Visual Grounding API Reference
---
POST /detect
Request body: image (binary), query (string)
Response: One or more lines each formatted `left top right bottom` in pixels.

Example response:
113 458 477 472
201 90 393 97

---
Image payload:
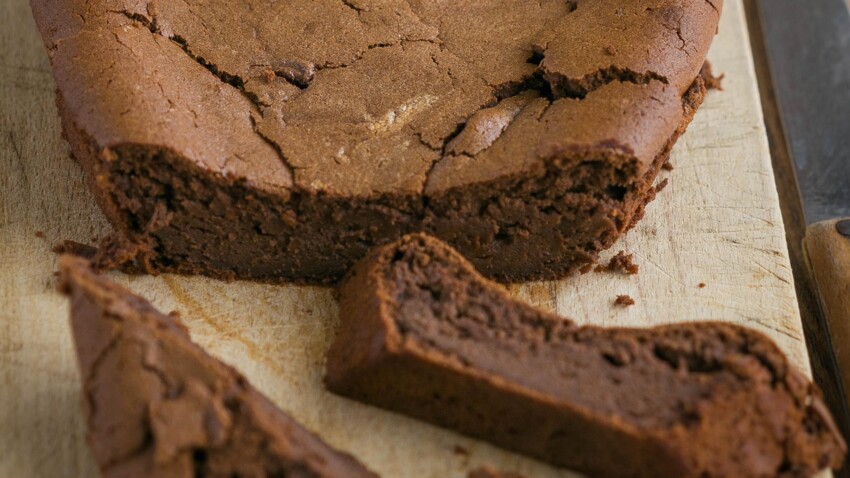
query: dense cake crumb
326 234 847 478
615 294 636 306
53 234 148 274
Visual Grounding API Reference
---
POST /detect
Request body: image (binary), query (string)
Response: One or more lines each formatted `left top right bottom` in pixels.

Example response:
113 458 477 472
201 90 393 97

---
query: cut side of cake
325 234 846 478
33 0 722 284
58 256 377 478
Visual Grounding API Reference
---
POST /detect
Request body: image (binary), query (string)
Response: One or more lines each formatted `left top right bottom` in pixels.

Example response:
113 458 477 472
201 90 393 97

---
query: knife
758 0 850 399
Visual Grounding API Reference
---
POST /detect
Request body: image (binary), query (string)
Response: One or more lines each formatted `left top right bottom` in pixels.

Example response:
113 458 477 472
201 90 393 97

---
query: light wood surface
0 1 826 477
744 3 850 475
806 219 850 413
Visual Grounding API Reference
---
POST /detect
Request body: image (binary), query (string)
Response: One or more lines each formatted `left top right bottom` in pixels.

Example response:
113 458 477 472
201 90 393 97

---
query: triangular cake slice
58 256 377 478
325 234 846 478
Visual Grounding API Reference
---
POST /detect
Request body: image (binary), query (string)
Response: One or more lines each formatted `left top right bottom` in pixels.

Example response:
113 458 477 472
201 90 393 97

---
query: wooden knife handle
805 218 850 396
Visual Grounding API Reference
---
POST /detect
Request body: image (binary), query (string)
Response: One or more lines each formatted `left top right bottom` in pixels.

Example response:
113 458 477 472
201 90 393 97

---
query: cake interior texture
33 0 722 283
58 256 377 478
326 234 847 478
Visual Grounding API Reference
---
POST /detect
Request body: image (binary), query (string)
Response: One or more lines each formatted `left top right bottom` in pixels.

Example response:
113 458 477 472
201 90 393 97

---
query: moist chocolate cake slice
325 234 846 478
33 0 722 284
57 256 377 478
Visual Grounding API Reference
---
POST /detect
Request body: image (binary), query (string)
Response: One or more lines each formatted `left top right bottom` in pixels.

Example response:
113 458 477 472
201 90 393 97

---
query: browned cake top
33 0 720 198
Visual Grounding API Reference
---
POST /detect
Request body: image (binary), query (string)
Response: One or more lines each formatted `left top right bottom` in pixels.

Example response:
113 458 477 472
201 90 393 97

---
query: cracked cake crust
57 255 378 477
325 234 847 478
34 0 722 283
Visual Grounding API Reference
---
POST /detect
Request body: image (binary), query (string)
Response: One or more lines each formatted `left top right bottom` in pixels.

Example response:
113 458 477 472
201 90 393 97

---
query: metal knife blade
760 0 850 224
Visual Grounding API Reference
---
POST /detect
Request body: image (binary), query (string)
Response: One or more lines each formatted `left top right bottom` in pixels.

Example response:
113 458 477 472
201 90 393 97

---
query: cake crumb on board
615 295 636 307
468 467 527 478
596 251 639 275
52 240 98 260
453 445 469 456
702 61 725 90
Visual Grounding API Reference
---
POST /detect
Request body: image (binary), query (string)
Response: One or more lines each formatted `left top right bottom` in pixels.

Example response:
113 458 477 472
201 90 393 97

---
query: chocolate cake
325 234 846 477
33 0 722 284
57 256 377 477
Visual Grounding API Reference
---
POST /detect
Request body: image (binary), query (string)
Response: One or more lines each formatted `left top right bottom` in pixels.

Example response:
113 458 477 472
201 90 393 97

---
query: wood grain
806 220 850 409
744 2 850 476
0 1 829 477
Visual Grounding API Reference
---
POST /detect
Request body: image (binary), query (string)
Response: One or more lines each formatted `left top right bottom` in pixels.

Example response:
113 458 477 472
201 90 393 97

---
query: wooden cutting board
0 1 823 476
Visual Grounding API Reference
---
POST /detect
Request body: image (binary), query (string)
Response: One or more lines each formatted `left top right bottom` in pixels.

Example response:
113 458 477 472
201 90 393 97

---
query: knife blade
758 0 850 407
760 0 850 224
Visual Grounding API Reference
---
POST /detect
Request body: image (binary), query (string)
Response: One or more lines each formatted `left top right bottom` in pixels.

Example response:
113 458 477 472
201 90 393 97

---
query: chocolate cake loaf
33 0 722 284
325 234 846 478
58 256 377 478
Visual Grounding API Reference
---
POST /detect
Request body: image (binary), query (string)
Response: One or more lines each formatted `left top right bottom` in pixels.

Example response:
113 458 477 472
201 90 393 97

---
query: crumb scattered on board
662 159 674 171
615 295 636 307
703 62 725 90
596 250 639 275
699 282 707 288
453 445 469 456
52 240 98 259
468 467 527 478
34 231 44 238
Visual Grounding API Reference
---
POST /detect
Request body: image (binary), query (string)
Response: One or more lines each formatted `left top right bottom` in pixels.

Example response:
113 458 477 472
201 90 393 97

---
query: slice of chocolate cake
57 256 377 478
325 234 846 478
